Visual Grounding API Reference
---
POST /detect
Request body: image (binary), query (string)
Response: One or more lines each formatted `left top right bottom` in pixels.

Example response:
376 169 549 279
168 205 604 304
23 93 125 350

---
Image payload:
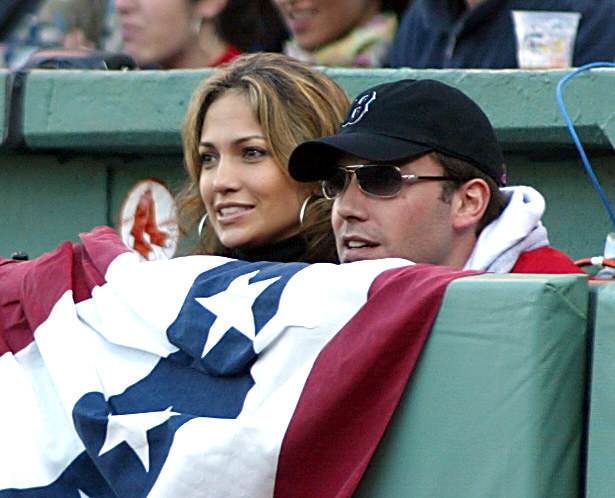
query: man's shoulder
511 246 585 275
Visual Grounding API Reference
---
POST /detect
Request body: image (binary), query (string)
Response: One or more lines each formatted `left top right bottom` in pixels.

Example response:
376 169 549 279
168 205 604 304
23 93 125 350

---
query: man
288 78 583 273
388 0 615 69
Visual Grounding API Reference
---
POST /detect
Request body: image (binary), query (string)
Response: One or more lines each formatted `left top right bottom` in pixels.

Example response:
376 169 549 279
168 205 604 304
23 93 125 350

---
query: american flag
0 227 474 497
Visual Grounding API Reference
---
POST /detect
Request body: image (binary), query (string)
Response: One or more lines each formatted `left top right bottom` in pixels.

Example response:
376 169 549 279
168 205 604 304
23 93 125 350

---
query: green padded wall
356 273 589 498
14 68 615 152
586 282 615 498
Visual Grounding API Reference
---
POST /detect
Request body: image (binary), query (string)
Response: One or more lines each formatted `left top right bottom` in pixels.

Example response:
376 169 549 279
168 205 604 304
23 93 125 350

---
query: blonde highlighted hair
177 52 350 262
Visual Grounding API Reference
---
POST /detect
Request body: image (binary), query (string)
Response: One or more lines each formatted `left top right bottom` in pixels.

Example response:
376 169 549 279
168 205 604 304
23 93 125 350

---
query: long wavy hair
176 52 350 262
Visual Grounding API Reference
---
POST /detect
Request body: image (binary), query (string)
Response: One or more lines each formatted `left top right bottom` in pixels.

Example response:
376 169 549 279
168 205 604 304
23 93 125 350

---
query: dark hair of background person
381 0 412 17
177 52 350 263
215 0 289 53
0 0 42 42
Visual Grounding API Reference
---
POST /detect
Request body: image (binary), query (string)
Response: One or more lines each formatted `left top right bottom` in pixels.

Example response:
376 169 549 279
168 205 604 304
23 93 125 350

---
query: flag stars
99 406 178 472
196 271 280 358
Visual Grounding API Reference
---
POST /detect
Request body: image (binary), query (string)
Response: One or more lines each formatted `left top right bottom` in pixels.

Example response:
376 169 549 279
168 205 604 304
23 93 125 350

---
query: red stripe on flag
0 227 129 355
275 264 480 498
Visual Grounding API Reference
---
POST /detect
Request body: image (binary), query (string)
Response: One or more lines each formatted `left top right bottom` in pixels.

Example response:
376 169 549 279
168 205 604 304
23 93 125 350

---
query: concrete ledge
18 69 213 152
1 67 614 153
323 67 615 152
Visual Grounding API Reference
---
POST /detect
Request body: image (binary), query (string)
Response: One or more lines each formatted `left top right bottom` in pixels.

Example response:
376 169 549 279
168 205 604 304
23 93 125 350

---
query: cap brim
289 132 431 182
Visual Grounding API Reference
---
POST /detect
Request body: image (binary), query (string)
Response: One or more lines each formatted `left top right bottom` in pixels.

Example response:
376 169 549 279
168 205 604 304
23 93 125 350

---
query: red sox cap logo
341 91 376 128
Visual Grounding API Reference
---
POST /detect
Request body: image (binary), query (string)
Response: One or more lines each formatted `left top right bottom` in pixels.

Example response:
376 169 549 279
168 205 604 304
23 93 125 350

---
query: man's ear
194 0 229 20
451 178 490 231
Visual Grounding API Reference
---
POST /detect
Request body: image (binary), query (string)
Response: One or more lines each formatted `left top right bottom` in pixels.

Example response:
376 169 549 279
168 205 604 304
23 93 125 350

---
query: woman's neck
235 234 306 263
198 22 231 66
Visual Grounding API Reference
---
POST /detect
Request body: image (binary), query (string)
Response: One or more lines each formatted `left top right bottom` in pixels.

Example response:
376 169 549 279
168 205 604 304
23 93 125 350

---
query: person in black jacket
389 0 615 69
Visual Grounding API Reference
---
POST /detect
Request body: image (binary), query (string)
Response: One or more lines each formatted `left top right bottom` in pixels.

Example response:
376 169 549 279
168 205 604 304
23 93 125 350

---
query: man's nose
333 175 369 221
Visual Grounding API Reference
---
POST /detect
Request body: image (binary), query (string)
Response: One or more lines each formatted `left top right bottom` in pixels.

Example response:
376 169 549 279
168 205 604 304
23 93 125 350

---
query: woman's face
198 90 306 250
115 0 199 68
273 0 380 51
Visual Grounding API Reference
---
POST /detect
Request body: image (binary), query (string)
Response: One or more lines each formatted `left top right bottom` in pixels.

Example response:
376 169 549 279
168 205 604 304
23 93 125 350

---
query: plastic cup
512 10 581 68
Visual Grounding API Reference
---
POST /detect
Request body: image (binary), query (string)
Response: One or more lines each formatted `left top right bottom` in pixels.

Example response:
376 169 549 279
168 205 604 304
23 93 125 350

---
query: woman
177 52 350 263
114 0 286 69
272 0 409 67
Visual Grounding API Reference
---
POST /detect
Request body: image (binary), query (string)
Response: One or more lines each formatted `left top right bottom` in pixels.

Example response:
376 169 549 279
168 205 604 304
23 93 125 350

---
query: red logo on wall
119 178 179 260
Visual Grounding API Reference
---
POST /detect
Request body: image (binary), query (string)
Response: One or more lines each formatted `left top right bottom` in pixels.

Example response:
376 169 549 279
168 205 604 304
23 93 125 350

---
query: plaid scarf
283 12 397 68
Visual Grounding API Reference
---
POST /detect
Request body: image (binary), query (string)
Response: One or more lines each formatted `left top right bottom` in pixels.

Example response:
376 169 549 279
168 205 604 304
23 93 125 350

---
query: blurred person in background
389 0 615 69
272 0 410 67
1 0 121 68
62 0 121 49
115 0 287 69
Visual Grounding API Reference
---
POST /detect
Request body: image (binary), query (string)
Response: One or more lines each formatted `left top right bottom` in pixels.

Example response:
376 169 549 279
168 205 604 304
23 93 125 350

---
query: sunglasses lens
355 166 401 197
322 168 348 199
322 165 404 198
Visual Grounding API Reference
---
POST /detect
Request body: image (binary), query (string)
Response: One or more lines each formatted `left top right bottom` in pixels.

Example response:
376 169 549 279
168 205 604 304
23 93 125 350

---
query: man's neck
465 0 487 10
440 233 479 270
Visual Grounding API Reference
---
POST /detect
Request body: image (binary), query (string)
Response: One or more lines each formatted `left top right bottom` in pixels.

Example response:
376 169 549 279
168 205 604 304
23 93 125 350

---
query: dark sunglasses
322 164 455 199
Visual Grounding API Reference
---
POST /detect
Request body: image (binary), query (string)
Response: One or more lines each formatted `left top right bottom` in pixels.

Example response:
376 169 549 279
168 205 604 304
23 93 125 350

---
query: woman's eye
199 153 216 169
244 147 266 160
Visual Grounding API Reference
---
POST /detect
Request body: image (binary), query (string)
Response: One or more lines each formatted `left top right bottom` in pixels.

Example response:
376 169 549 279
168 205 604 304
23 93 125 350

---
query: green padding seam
586 283 615 498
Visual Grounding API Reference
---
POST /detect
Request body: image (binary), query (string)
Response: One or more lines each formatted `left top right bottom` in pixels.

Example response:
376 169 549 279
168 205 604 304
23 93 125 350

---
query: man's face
331 154 457 264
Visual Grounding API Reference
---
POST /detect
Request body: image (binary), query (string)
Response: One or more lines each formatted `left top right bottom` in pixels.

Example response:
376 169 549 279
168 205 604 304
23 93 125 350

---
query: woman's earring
193 17 203 37
299 196 313 225
198 213 208 236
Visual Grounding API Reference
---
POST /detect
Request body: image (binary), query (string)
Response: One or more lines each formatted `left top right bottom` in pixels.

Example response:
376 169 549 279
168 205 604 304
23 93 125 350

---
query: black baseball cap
289 79 506 186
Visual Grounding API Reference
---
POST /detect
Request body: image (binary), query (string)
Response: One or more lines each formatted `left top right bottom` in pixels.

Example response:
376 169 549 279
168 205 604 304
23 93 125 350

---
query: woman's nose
211 157 242 193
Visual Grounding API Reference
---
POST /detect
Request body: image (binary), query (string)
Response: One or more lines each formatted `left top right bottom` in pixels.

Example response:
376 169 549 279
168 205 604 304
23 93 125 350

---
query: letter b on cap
342 91 376 128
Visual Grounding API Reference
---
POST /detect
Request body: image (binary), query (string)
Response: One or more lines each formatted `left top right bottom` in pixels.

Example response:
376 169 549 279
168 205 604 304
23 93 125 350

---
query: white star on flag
99 406 178 472
196 271 280 358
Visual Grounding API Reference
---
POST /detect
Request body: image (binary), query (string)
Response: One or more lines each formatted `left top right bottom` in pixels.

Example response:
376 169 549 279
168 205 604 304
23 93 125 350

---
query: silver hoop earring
299 196 313 225
198 213 208 236
193 18 203 37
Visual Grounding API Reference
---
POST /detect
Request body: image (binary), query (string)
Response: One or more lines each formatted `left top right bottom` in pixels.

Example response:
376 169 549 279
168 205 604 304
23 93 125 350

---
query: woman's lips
215 204 254 224
119 23 142 41
286 9 317 33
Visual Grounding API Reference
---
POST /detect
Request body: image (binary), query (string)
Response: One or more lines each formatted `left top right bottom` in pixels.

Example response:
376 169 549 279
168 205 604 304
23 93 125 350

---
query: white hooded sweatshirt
464 186 550 273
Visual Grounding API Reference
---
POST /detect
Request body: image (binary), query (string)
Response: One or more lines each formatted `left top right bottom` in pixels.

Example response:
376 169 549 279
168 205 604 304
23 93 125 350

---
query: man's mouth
344 236 378 250
347 240 373 249
288 9 316 21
